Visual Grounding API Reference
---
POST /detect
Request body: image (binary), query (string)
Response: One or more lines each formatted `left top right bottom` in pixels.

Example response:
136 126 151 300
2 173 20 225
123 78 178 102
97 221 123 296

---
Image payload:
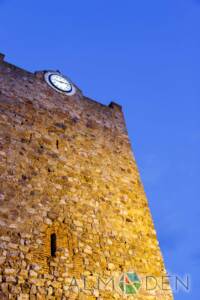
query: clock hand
55 80 65 84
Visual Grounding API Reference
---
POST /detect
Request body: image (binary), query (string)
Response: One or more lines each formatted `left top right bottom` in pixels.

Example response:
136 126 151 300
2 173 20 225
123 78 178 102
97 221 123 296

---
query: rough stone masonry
0 54 173 299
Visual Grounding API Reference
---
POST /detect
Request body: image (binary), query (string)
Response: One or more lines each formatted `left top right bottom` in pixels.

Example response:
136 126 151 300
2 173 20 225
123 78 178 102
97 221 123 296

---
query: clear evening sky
0 0 200 299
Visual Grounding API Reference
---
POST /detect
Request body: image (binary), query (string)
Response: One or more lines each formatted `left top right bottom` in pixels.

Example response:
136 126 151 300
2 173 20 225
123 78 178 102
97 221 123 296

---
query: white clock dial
50 74 72 93
44 72 76 95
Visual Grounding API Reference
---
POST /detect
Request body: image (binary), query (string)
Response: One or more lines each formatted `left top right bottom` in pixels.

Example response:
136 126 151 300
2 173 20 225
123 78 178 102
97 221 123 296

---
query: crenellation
0 53 5 62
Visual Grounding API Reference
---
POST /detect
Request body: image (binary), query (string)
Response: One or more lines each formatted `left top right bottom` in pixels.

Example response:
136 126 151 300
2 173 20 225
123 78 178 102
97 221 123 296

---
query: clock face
44 72 76 95
50 74 72 93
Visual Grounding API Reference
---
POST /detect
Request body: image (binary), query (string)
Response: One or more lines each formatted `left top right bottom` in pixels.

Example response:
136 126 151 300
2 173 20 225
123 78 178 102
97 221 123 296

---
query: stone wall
0 55 173 299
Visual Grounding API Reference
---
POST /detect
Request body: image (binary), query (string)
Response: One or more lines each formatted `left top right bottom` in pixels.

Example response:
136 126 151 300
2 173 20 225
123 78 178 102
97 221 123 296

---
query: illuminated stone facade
0 54 173 299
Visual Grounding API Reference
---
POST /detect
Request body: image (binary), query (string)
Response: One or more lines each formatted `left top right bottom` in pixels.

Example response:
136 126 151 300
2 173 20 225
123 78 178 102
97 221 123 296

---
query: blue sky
0 0 200 299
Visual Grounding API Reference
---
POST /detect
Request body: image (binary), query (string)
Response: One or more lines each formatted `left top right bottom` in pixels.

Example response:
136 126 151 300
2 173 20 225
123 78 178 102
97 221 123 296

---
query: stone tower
0 54 173 300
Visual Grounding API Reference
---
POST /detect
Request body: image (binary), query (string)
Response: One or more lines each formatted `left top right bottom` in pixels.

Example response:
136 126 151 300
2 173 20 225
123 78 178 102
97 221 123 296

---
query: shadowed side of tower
0 54 173 299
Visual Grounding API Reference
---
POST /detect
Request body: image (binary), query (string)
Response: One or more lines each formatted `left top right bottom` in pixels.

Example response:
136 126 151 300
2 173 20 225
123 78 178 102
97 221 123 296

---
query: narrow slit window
51 233 57 257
